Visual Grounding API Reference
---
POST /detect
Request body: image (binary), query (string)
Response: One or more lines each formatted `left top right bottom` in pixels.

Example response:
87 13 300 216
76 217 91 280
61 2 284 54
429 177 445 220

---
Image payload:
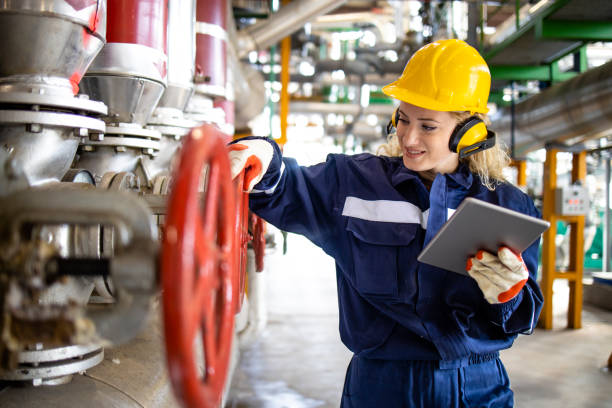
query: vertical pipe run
108 0 168 52
195 0 227 98
568 151 586 329
479 3 485 51
539 148 558 330
515 0 520 30
604 156 611 272
467 1 479 48
510 82 516 159
107 0 168 79
278 21 290 147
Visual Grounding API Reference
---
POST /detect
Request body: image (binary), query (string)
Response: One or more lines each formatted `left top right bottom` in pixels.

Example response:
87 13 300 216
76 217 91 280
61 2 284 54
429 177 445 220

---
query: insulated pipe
81 0 169 125
107 0 167 58
236 0 347 58
157 0 195 111
491 59 612 157
226 3 265 129
194 0 227 99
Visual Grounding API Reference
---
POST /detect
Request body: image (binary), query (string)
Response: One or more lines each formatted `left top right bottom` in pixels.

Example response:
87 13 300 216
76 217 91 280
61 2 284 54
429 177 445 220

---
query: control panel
555 185 589 215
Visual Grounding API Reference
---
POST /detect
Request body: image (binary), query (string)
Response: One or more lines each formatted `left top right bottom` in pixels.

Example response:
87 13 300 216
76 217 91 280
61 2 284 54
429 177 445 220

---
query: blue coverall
242 136 544 407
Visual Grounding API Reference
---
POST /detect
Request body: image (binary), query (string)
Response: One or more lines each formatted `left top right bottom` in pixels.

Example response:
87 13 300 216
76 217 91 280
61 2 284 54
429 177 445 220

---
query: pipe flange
0 110 106 136
103 125 162 140
146 124 194 140
81 125 162 157
17 344 102 364
148 113 198 130
0 92 108 116
0 345 104 384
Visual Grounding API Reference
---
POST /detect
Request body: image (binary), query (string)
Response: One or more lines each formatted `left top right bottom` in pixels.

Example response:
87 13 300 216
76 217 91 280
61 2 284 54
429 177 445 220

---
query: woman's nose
399 125 418 146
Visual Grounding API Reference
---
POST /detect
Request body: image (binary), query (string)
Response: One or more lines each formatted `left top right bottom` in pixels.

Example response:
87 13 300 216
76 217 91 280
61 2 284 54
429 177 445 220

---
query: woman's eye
422 125 436 131
398 118 408 124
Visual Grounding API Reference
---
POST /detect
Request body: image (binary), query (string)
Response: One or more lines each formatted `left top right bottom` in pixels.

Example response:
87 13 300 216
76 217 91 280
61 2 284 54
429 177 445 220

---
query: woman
229 39 543 407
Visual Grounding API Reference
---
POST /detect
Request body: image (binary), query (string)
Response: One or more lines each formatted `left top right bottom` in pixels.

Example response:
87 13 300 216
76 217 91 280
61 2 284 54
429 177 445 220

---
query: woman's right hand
466 246 529 304
228 138 274 192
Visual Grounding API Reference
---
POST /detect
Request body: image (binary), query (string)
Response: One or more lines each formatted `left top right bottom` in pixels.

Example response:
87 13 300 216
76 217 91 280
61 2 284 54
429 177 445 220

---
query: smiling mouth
405 149 426 156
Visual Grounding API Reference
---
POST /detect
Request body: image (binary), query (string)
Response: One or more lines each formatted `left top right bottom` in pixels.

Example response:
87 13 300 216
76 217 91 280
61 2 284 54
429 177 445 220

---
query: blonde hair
377 111 510 190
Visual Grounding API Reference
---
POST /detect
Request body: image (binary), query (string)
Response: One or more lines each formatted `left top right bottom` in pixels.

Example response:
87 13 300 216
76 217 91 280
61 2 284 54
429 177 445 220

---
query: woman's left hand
466 246 529 304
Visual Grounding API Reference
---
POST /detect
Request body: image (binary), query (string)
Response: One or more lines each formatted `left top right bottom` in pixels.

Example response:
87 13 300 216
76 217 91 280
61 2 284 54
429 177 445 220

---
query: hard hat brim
382 82 489 114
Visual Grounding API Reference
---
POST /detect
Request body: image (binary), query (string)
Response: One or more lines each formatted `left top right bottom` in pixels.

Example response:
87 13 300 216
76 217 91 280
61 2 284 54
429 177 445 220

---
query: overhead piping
490 59 612 157
236 0 347 58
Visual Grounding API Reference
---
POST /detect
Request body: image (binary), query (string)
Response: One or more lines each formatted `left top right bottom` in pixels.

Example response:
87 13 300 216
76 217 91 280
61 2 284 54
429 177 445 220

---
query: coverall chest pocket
345 218 417 298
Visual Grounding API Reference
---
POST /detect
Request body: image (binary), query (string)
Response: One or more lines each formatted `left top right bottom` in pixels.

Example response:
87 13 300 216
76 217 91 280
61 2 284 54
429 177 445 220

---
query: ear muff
386 108 400 135
449 116 496 158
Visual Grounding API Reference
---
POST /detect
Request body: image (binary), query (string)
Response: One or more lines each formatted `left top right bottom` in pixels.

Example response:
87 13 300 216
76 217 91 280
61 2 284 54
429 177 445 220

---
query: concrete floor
227 232 612 408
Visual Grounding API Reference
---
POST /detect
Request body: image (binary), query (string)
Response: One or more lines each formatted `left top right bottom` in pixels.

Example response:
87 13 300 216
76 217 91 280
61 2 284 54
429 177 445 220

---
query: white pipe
237 0 347 58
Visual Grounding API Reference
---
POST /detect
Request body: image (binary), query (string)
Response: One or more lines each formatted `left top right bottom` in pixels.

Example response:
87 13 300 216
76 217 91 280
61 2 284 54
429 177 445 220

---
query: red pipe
195 0 227 95
107 0 168 53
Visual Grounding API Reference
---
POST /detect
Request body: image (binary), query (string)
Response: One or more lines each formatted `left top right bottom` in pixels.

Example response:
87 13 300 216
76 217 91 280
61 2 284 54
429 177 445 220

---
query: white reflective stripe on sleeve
342 196 426 227
251 161 286 195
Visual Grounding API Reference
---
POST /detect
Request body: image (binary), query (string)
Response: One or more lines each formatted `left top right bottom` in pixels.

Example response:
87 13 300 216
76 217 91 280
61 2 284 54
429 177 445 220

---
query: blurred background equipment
1 1 612 407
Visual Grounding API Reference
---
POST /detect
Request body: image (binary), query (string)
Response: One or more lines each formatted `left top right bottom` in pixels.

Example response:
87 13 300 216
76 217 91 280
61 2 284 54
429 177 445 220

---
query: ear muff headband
386 108 400 134
449 117 496 158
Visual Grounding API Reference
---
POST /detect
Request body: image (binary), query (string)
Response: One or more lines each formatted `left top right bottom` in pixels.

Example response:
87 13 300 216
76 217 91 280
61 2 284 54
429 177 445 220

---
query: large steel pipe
145 0 197 179
0 0 106 95
78 0 169 180
226 3 265 130
0 1 108 185
80 0 168 126
185 0 233 137
491 59 612 157
236 0 347 58
194 0 227 99
157 0 195 111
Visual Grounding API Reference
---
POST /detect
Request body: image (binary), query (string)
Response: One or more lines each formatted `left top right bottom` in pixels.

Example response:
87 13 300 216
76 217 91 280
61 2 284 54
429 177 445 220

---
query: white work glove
466 246 529 304
228 138 274 192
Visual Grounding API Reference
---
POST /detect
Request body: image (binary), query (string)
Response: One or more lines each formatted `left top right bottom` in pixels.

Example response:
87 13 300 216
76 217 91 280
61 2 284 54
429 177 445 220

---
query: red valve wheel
250 213 266 272
161 125 236 408
232 173 250 313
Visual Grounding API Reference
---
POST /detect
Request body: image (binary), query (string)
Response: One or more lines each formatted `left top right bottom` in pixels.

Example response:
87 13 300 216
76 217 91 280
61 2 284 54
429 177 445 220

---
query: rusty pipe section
236 0 347 58
491 59 612 157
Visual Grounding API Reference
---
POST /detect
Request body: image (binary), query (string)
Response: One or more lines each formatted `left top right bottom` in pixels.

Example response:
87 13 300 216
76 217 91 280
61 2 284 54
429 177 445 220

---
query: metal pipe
290 101 395 116
605 156 611 272
0 187 158 345
490 59 612 157
225 1 265 129
157 0 196 111
278 22 291 146
81 0 169 125
194 0 227 98
237 0 347 58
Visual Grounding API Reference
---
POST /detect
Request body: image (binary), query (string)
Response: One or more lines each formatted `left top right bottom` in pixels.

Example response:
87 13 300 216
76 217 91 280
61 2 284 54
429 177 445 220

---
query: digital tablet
417 197 550 275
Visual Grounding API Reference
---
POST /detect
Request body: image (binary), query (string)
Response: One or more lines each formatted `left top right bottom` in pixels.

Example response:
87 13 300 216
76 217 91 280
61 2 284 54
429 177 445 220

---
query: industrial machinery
0 1 259 407
0 0 350 406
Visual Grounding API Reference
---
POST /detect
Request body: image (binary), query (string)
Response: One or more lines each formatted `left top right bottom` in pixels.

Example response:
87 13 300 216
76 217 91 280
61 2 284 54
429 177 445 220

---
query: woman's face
396 102 459 174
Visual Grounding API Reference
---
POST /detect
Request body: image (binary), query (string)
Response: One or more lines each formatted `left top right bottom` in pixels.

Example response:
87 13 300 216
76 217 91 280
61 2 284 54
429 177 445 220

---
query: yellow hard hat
382 39 491 114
